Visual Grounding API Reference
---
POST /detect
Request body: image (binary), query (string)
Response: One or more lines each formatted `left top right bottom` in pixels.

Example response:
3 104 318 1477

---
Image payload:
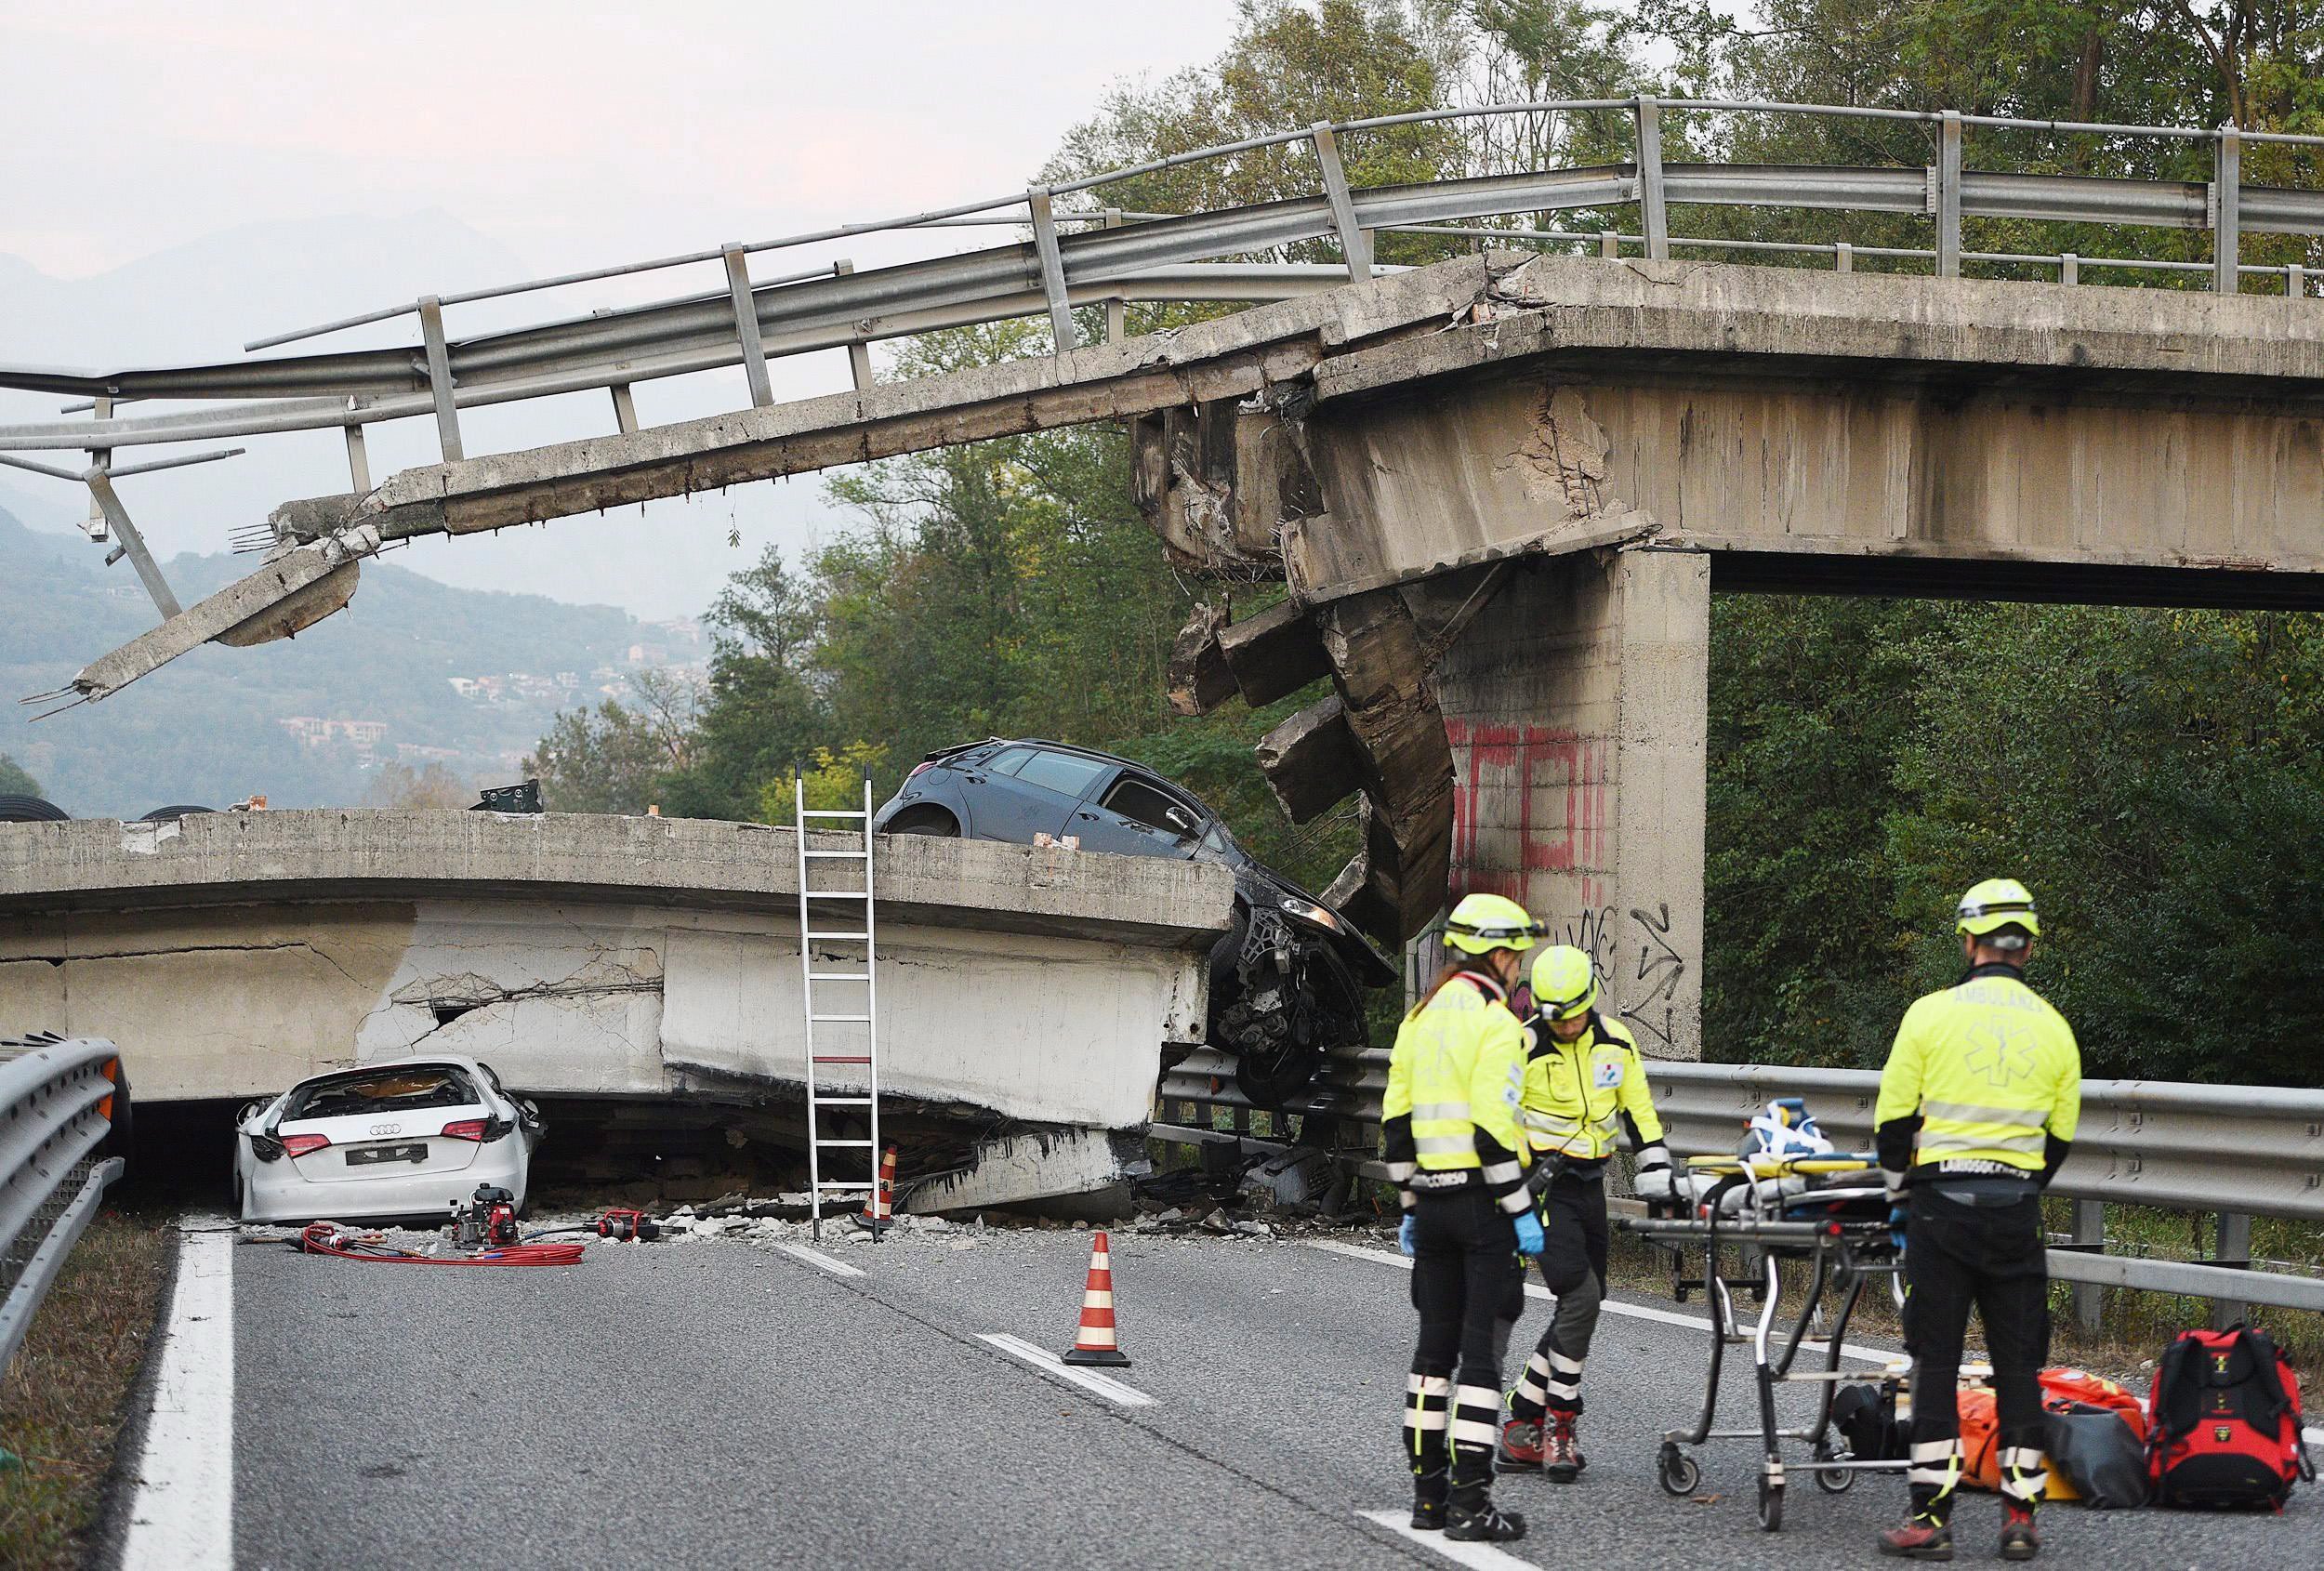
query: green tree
525 670 697 815
0 753 41 799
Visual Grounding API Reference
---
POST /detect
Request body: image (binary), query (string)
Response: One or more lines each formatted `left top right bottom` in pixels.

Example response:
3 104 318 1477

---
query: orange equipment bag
1958 1368 2146 1498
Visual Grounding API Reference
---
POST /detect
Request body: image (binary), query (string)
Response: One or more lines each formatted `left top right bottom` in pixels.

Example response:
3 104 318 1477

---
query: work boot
1445 1501 1526 1542
1409 1464 1448 1532
1495 1418 1544 1472
1877 1513 1954 1561
1544 1411 1585 1483
1999 1503 2040 1562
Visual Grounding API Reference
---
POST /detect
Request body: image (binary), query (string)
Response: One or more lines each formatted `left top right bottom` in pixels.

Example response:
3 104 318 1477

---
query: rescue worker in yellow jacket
1495 944 1674 1482
1875 879 2080 1564
1382 892 1544 1544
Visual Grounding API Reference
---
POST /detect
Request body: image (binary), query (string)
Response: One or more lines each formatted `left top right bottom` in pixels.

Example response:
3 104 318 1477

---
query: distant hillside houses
279 716 389 761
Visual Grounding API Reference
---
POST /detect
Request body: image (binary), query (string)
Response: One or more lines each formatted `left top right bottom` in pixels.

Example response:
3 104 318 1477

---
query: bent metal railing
1156 1051 2324 1318
0 1036 128 1374
4 96 2322 493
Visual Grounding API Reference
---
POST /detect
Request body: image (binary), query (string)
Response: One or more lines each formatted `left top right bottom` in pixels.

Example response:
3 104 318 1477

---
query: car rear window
984 746 1035 776
284 1065 479 1121
1014 750 1108 798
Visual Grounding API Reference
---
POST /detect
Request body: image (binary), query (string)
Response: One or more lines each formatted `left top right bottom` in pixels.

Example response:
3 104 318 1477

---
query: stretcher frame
1618 1155 1911 1532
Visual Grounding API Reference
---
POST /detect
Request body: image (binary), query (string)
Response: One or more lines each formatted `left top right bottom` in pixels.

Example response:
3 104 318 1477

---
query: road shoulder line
771 1241 866 1277
1355 1509 1537 1567
120 1225 234 1571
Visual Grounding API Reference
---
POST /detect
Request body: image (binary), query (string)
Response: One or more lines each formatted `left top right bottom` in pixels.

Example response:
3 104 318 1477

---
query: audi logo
368 1122 402 1137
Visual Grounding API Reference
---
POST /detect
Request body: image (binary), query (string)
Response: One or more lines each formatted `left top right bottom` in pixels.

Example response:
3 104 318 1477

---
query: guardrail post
2070 1199 2106 1331
833 259 875 391
86 395 112 537
609 384 639 435
2061 253 2080 285
2211 1210 2252 1328
1310 124 1373 282
1833 243 1853 273
2213 123 2241 296
417 297 465 461
1599 229 1620 259
342 418 372 492
1633 95 1669 260
721 244 774 408
1935 111 1962 279
1026 186 1077 355
2291 262 2307 299
1103 211 1128 344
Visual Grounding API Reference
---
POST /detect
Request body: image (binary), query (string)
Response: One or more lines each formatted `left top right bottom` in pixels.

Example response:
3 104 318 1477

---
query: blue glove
1399 1214 1418 1257
1888 1203 1910 1255
1513 1210 1546 1258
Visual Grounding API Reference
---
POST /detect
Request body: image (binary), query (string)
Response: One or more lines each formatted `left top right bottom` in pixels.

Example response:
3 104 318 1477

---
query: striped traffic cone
854 1145 896 1233
1061 1230 1130 1366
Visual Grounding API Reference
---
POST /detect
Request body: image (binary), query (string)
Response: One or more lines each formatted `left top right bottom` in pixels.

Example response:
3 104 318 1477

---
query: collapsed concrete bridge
19 252 2324 1066
0 810 1230 1210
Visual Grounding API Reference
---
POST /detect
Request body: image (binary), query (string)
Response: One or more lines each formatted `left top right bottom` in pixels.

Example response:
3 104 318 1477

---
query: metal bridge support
1431 548 1710 1060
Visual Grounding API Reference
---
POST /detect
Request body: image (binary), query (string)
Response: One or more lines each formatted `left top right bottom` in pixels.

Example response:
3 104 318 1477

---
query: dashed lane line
1303 1238 1895 1365
1355 1510 1539 1568
977 1332 1157 1407
122 1227 234 1571
770 1241 866 1277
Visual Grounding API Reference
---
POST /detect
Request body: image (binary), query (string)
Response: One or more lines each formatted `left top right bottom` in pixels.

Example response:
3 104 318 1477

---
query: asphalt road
119 1219 2324 1569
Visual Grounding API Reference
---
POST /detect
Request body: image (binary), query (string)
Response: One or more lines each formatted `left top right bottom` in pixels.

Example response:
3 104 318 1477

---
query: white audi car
234 1055 544 1224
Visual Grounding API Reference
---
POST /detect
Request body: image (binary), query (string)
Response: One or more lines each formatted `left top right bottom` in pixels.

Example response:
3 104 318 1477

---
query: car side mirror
1164 808 1196 838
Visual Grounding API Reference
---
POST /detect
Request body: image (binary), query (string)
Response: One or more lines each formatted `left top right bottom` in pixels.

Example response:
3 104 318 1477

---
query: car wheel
885 808 957 836
0 795 68 823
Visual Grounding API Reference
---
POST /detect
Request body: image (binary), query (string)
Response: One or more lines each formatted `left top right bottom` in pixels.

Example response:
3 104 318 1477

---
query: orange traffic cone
854 1145 897 1233
1061 1230 1130 1366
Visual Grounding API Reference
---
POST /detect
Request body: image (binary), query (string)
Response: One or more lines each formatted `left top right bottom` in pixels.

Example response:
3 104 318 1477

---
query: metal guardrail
1156 1051 2324 1316
4 96 2322 482
0 1036 128 1374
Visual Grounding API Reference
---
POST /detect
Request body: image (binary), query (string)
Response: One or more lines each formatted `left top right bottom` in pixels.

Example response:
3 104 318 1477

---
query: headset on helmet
1530 944 1597 1021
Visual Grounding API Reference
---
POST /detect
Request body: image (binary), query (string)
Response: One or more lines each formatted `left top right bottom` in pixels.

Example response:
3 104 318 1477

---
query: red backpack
2147 1326 2316 1511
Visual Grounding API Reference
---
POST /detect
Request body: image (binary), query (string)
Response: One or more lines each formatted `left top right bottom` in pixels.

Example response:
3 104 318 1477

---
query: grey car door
1070 766 1206 857
972 746 1108 842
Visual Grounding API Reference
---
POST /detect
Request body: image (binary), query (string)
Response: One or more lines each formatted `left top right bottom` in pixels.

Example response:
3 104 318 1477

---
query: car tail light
281 1132 330 1159
441 1118 488 1142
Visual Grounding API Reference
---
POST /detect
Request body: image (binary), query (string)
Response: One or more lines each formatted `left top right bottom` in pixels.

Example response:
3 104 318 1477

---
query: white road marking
122 1227 233 1571
771 1241 865 1278
978 1332 1156 1407
1303 1238 1895 1365
1356 1509 1538 1567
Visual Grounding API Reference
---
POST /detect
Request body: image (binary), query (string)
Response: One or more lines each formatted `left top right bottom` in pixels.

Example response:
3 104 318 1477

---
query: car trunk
272 1063 495 1183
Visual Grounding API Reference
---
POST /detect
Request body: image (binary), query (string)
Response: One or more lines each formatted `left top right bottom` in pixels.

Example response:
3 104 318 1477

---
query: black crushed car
873 738 1395 1103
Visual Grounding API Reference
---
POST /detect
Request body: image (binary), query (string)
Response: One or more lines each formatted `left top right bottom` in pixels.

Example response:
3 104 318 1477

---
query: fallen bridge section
0 811 1233 1209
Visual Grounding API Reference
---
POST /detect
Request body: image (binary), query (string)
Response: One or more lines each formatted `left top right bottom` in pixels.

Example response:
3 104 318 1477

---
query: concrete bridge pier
1433 548 1708 1060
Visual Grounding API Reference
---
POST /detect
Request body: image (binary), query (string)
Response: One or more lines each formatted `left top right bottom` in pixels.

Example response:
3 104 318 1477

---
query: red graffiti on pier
1442 718 1608 910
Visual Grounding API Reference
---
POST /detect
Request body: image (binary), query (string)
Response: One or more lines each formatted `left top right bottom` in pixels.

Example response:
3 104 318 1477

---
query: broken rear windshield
284 1065 479 1121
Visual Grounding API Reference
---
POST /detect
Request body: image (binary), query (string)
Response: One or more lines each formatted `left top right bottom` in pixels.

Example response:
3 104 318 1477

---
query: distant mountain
0 502 701 818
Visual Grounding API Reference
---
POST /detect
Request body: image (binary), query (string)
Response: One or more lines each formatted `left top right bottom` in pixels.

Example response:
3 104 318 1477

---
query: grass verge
0 1211 171 1571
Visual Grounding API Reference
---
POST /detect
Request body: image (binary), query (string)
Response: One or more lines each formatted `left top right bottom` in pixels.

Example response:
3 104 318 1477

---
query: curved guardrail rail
4 98 2322 476
0 1035 127 1374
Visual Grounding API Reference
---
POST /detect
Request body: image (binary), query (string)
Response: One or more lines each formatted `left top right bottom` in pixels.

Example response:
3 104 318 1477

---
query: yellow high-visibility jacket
1382 970 1530 1215
1875 963 2081 1180
1519 1010 1665 1163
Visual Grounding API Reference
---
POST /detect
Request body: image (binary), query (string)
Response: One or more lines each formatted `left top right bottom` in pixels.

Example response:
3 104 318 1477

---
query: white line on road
1355 1509 1538 1568
771 1242 865 1278
1303 1238 1895 1365
978 1332 1157 1407
122 1227 233 1571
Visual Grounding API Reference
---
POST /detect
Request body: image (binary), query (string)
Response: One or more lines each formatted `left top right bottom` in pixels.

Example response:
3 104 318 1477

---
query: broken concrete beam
1319 830 1397 944
1255 695 1363 825
1316 589 1457 944
1132 397 1316 578
1217 595 1330 707
1166 603 1238 717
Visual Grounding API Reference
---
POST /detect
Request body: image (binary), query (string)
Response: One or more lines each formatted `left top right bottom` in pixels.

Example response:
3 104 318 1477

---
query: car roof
973 737 1140 770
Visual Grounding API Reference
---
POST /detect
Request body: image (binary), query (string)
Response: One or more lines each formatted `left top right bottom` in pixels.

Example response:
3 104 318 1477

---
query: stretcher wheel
1814 1441 1855 1494
1657 1443 1700 1498
1757 1473 1785 1531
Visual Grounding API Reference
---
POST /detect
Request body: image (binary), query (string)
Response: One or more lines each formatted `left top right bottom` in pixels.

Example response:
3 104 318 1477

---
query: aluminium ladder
795 779 880 1242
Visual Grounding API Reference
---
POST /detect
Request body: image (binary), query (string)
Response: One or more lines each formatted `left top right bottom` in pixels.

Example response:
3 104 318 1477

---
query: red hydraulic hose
296 1221 586 1266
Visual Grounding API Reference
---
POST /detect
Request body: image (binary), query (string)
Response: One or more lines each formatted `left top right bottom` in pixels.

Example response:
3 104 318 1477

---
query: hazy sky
0 1 1248 616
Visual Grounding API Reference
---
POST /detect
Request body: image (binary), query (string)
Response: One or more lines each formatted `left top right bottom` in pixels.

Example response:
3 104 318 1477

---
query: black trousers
1510 1168 1609 1417
1407 1187 1525 1498
1904 1186 2051 1500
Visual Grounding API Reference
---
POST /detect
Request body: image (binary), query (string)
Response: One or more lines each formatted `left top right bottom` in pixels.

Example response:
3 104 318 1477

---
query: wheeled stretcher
1617 1154 1910 1531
